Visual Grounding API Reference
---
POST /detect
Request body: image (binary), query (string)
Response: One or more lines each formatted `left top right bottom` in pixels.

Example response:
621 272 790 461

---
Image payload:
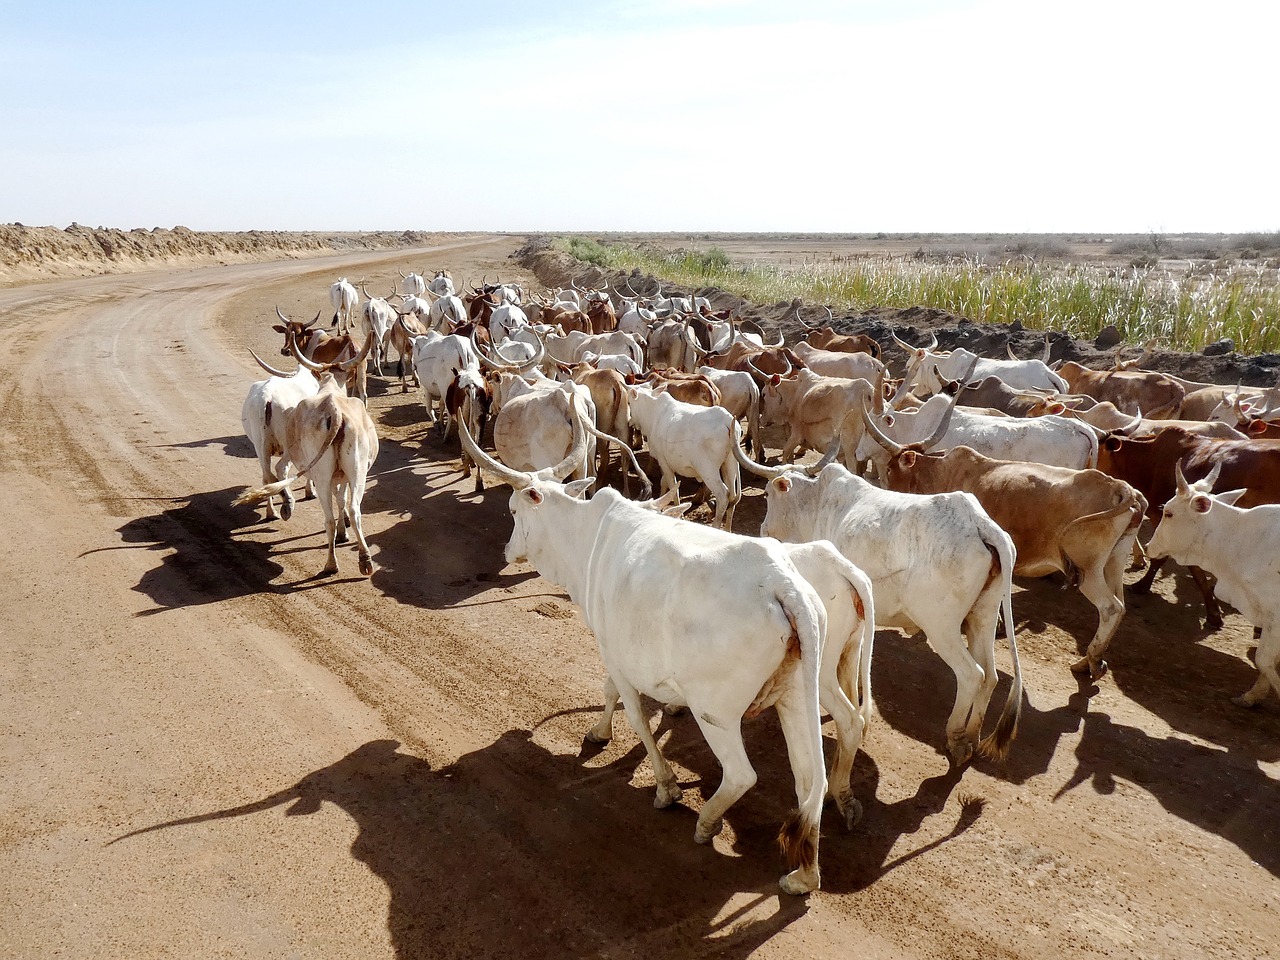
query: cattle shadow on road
108 735 811 960
153 434 255 459
114 487 287 613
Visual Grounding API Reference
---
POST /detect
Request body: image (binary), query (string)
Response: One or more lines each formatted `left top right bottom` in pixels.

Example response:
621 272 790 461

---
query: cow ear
1190 494 1212 514
272 324 287 334
564 478 594 499
1249 419 1267 435
770 374 781 386
883 414 895 427
1105 436 1123 452
524 488 544 506
772 476 792 493
1216 488 1248 506
1047 402 1066 415
900 450 917 468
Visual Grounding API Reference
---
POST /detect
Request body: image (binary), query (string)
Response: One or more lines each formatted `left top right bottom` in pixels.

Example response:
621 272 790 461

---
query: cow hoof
280 501 293 522
584 726 611 744
1069 657 1091 675
1232 694 1260 709
321 565 339 577
947 739 973 768
1091 660 1109 681
336 531 350 545
662 703 686 717
836 794 863 830
779 870 819 896
654 782 683 809
694 817 724 844
359 555 374 577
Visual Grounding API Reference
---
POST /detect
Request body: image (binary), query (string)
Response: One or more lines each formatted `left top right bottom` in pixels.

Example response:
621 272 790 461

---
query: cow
490 377 598 484
427 290 468 333
953 376 1071 418
404 323 482 435
329 278 359 332
735 444 1023 765
359 281 400 376
585 296 618 334
627 386 742 530
240 350 320 520
272 308 368 402
755 367 881 468
797 307 882 357
1147 463 1280 706
1096 426 1280 626
894 332 1068 394
1073 402 1247 439
398 271 427 298
790 341 886 385
234 339 378 577
697 365 764 459
1051 360 1185 419
444 366 492 492
643 367 722 408
866 416 1146 680
855 393 1099 476
427 270 455 297
565 362 645 496
646 319 699 373
459 411 834 894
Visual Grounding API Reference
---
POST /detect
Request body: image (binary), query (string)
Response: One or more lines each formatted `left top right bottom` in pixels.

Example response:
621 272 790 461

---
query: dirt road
3 236 1278 959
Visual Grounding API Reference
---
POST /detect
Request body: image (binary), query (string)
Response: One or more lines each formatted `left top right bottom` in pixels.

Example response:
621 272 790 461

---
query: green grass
553 238 1280 355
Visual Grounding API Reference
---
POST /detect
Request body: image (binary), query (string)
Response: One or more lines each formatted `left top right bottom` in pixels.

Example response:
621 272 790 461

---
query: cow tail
1081 422 1100 469
977 520 1023 762
775 585 826 891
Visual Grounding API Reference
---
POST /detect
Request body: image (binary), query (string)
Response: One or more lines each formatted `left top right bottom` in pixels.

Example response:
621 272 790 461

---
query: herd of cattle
233 267 1280 895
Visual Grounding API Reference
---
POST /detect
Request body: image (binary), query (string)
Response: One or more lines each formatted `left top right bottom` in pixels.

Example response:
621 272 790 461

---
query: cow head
1147 461 1247 561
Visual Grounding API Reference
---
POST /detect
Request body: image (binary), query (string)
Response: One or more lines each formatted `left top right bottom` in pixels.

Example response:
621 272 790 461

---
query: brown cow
273 308 368 402
756 367 881 467
798 307 882 358
875 439 1146 680
1053 361 1185 419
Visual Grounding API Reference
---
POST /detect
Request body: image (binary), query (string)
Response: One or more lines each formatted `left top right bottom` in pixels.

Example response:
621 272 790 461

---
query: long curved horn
745 355 773 383
918 395 958 451
518 332 547 372
1041 333 1052 364
275 306 291 324
359 281 371 299
545 393 588 481
338 332 375 372
1007 342 1019 361
731 428 789 479
804 435 842 477
289 338 325 372
580 419 651 499
744 317 784 348
398 270 408 279
926 332 939 351
459 406 532 490
1114 408 1143 436
249 349 295 379
796 307 820 329
472 327 523 373
892 333 919 356
684 321 711 358
860 397 903 455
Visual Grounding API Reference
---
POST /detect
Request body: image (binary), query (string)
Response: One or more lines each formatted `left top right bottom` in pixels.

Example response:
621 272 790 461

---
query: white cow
627 386 742 530
234 342 379 577
427 270 455 297
359 282 399 376
855 394 1098 475
895 333 1069 394
459 414 832 894
329 278 359 333
698 365 764 458
399 271 427 298
240 350 319 520
738 446 1023 765
405 325 480 433
1148 462 1280 707
791 341 886 384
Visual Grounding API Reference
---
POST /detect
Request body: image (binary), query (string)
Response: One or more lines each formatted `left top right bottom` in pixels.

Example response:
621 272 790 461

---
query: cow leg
1071 562 1123 681
689 715 757 844
816 669 864 830
615 680 682 808
720 463 741 532
1130 555 1165 594
344 476 375 578
1235 627 1279 707
923 625 984 766
318 489 340 576
334 481 350 545
1188 566 1225 629
258 450 281 520
771 690 825 894
586 675 619 742
961 595 1002 749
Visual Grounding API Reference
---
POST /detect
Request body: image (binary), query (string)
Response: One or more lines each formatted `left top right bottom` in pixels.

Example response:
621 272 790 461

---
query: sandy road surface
2 236 1279 959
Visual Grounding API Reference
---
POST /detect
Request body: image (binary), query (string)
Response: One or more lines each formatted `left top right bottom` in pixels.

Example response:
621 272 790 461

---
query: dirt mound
515 239 1280 388
0 223 449 287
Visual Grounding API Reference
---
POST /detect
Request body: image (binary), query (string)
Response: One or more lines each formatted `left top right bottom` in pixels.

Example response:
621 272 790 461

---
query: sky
3 0 1276 234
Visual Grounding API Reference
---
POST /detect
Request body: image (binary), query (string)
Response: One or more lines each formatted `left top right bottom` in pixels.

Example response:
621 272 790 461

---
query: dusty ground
3 235 1279 960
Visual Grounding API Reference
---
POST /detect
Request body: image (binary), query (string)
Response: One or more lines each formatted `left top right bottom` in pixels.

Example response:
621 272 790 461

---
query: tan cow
870 421 1146 680
234 339 379 577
